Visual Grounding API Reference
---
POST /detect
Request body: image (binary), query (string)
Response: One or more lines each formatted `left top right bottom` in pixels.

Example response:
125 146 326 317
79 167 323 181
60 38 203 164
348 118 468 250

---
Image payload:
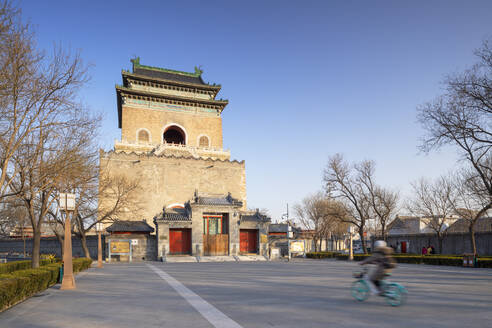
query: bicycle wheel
351 280 369 301
384 283 407 306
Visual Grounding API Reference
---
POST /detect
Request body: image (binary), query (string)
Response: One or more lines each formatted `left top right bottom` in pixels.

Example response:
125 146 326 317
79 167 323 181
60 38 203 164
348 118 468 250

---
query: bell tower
115 57 230 160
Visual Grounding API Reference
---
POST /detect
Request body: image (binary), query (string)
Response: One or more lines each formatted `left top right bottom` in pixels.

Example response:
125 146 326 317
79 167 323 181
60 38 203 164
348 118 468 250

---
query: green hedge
476 259 492 268
73 258 93 273
306 252 340 259
0 259 57 274
307 252 492 268
335 254 371 261
333 254 486 267
0 258 92 312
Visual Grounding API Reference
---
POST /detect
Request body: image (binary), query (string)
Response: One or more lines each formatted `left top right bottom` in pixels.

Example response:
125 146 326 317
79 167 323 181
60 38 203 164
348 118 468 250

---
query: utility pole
282 204 291 261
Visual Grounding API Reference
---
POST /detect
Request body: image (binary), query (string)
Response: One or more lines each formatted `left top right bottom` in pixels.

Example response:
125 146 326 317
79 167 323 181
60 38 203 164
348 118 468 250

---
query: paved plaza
1 260 491 328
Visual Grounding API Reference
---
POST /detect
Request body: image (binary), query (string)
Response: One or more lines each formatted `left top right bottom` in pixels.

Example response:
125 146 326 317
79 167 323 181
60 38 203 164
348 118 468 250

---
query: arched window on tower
199 136 209 148
163 125 185 145
138 129 150 144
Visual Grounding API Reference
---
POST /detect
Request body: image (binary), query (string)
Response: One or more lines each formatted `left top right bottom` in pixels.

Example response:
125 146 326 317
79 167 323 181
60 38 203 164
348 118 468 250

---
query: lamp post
59 193 76 290
96 222 103 268
348 226 354 261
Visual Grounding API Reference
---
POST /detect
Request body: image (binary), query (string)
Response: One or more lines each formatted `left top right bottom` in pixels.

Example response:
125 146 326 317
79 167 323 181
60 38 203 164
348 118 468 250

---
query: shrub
0 260 31 274
421 257 462 266
476 259 492 268
72 258 92 273
0 258 92 312
335 254 371 261
311 252 489 268
0 266 59 311
394 256 425 264
306 252 340 259
0 258 58 274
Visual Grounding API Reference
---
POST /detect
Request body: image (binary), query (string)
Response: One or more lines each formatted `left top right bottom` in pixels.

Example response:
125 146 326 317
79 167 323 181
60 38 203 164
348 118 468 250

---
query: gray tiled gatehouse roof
106 220 154 233
241 211 271 223
154 206 191 222
194 193 243 207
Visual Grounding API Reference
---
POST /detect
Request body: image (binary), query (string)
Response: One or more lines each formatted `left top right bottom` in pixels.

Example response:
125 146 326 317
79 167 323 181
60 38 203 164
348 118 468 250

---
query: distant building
383 214 491 254
446 217 492 233
268 223 300 257
9 223 56 238
387 215 458 235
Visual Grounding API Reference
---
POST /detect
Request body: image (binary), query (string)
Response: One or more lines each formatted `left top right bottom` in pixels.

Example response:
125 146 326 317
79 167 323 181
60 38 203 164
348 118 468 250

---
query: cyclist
359 240 396 295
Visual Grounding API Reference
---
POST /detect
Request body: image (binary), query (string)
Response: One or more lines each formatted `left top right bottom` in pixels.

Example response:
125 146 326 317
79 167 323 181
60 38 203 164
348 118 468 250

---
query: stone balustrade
114 140 231 160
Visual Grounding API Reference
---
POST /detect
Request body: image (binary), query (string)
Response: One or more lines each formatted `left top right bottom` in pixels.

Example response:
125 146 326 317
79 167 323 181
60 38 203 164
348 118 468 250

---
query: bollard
58 264 64 283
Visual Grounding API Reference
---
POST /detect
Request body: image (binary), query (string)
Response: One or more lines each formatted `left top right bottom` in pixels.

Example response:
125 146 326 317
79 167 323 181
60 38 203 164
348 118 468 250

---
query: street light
348 225 354 261
96 222 104 268
59 193 76 290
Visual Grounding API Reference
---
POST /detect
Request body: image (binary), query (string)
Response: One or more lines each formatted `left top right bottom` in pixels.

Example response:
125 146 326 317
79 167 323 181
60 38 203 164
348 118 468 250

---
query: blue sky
19 0 492 220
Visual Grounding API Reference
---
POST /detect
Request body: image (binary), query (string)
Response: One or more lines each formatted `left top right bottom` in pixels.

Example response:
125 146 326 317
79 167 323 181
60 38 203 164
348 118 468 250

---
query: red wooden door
170 228 191 254
240 229 258 253
248 230 257 253
240 230 248 253
401 241 407 254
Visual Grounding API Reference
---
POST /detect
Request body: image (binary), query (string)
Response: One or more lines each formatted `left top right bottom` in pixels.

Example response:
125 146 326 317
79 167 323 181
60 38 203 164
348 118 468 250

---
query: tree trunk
31 229 41 268
469 222 477 255
54 231 64 258
79 230 91 259
381 225 386 242
437 233 443 254
359 229 368 254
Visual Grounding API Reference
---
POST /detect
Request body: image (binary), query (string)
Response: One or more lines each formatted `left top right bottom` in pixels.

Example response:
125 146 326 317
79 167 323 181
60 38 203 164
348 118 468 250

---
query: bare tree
74 171 143 259
0 196 25 237
10 112 96 268
407 176 457 253
453 165 492 255
417 39 492 254
294 192 336 252
0 0 93 268
357 160 399 241
323 154 376 253
43 153 143 259
0 2 89 201
329 218 350 251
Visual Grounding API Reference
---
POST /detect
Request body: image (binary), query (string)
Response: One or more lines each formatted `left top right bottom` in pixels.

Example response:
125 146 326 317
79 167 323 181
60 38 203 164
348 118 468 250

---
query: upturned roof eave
116 85 228 107
122 70 221 92
116 85 228 126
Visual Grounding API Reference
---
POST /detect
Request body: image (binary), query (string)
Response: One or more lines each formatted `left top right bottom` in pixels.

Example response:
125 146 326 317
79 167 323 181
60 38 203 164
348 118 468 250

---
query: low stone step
237 255 268 262
164 256 198 263
198 256 237 262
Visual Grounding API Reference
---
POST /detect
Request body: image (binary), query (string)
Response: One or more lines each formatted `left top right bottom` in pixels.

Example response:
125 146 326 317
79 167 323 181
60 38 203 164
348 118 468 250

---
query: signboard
59 193 76 211
131 239 138 246
110 241 130 253
260 234 268 243
290 241 305 253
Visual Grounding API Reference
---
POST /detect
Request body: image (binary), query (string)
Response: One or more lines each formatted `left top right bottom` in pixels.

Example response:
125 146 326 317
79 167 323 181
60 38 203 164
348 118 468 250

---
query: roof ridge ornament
194 66 203 76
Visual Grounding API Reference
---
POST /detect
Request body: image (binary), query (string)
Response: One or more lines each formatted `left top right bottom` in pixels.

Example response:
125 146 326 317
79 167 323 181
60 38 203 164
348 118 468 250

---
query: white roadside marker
147 264 243 328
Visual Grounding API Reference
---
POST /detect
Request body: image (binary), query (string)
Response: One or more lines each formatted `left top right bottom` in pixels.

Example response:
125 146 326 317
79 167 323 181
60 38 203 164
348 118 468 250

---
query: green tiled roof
131 57 202 77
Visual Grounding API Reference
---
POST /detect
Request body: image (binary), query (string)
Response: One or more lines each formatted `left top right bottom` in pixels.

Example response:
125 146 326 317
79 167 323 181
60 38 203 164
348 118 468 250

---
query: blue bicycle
351 268 407 306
